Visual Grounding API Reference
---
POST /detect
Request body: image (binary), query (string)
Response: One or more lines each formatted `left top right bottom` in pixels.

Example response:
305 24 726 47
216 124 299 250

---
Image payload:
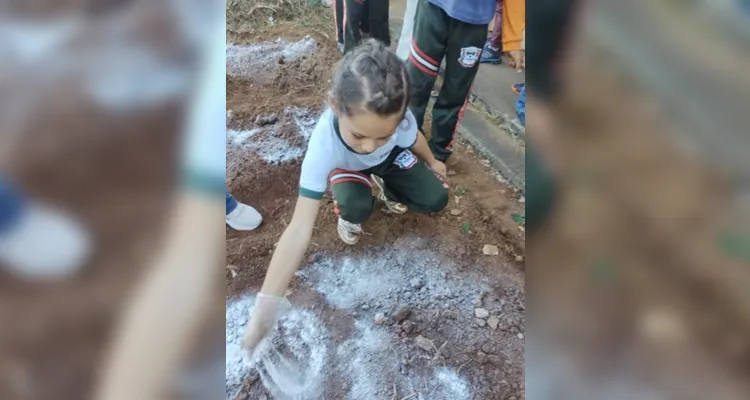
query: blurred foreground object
94 1 225 398
0 0 223 399
527 0 750 398
0 180 91 280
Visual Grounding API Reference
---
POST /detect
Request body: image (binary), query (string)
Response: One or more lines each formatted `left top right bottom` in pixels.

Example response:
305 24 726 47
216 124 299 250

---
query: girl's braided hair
331 39 411 119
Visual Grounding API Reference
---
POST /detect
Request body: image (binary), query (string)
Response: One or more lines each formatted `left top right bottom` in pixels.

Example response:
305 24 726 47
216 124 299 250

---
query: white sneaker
226 202 263 231
0 203 92 280
337 218 362 245
370 175 408 214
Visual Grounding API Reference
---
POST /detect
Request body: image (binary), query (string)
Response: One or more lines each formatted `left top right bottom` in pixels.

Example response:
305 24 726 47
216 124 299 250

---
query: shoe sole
226 219 262 231
370 175 408 214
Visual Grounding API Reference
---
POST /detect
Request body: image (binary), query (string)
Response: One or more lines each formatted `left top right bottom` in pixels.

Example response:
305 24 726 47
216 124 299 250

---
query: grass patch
227 0 329 33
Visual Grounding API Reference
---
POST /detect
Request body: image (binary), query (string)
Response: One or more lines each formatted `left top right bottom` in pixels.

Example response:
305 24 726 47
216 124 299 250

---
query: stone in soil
415 335 434 353
255 113 278 125
450 209 463 216
394 307 412 323
487 316 500 330
409 277 424 289
475 308 490 318
475 318 487 327
487 354 504 365
482 245 500 256
374 312 386 325
402 320 415 334
477 352 489 364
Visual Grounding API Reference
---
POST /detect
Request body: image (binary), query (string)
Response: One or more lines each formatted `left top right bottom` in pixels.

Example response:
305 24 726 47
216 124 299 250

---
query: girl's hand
428 160 449 188
242 294 291 357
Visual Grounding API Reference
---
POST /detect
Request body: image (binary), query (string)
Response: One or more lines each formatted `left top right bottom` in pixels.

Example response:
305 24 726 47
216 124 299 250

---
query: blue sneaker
480 41 502 64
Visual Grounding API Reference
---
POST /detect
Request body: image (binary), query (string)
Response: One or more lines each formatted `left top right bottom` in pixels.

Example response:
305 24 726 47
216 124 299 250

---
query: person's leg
329 169 375 244
343 0 367 53
516 85 526 124
0 180 91 280
334 0 345 50
225 191 263 231
481 0 503 64
376 148 449 214
360 0 371 35
406 0 450 130
489 0 503 48
367 0 390 47
0 180 25 235
226 191 238 215
429 19 488 161
395 0 418 60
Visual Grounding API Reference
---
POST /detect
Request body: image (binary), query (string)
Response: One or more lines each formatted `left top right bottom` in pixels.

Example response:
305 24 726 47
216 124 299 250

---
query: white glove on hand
242 293 291 359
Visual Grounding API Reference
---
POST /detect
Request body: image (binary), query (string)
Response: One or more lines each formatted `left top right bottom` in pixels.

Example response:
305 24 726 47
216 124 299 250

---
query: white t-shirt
299 108 419 199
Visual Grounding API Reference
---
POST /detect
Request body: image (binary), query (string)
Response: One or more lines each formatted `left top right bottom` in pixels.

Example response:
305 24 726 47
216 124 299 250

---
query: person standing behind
342 0 390 53
407 0 495 162
480 0 503 64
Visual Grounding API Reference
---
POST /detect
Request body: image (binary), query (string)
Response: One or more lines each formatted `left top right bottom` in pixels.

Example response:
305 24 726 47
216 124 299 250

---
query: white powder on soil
227 107 318 164
297 242 489 312
226 36 318 79
227 240 487 399
226 295 330 400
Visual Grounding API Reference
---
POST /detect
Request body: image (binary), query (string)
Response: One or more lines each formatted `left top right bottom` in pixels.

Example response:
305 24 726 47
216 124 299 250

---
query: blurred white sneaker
226 202 262 231
0 203 92 280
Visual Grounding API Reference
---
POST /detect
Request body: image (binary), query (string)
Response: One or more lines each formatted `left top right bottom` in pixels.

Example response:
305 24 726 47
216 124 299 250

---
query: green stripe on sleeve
183 168 226 196
299 187 325 200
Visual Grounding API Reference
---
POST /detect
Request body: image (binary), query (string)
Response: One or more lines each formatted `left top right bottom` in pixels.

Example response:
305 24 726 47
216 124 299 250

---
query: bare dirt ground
225 7 526 400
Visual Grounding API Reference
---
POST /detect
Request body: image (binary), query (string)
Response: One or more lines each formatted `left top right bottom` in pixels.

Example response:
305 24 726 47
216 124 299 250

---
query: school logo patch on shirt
458 46 482 67
393 149 417 169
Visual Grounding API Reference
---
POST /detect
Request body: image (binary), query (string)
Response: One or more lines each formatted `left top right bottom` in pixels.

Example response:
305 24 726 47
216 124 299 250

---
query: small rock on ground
475 318 487 327
474 308 490 318
415 335 434 352
482 245 500 256
255 113 278 126
374 312 386 325
394 307 412 322
487 316 500 330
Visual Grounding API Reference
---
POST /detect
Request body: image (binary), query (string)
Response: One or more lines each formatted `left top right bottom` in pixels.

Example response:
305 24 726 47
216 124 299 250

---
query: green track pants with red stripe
330 147 448 224
406 0 488 161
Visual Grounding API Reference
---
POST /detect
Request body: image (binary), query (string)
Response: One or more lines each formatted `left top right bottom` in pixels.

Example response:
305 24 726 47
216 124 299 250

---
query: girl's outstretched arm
242 195 321 352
